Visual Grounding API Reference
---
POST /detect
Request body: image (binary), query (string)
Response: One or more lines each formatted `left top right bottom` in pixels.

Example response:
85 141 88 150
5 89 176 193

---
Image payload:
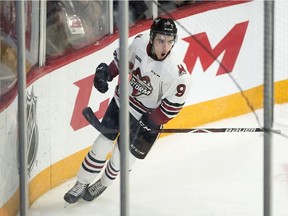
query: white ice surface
28 104 288 216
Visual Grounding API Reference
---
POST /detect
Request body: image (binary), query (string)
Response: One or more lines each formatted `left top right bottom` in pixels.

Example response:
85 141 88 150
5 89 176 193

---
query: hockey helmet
150 17 177 43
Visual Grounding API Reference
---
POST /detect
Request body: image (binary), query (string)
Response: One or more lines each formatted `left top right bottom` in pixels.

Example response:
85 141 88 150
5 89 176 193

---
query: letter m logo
183 21 249 76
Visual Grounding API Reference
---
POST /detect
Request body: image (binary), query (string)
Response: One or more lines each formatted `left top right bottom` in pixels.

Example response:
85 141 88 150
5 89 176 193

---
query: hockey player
64 17 192 204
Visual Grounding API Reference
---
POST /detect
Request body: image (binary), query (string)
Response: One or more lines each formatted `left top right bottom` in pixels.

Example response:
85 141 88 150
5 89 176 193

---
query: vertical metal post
118 1 129 216
108 0 114 34
152 0 158 19
16 1 28 215
263 1 274 216
38 0 47 67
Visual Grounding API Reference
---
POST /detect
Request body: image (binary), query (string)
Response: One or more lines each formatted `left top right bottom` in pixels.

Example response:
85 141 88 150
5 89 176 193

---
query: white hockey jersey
113 33 192 124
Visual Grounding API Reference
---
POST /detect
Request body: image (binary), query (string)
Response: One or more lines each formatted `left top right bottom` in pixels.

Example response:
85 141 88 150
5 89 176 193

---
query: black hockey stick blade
82 107 118 134
82 107 281 134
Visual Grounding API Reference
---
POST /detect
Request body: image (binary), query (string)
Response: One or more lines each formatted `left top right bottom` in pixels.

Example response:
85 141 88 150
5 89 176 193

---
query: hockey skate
82 179 107 201
64 181 89 204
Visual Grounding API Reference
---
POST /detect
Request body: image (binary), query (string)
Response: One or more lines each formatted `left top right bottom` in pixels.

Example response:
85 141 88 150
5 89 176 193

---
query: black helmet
150 17 177 42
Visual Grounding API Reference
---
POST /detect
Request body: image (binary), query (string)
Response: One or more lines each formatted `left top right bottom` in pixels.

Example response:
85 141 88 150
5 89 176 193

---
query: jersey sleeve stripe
115 92 153 115
129 96 153 112
161 101 182 112
163 98 185 107
160 99 185 118
160 106 180 117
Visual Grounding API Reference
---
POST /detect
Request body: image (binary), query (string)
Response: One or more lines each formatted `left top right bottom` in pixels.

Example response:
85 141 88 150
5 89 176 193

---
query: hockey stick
82 107 281 134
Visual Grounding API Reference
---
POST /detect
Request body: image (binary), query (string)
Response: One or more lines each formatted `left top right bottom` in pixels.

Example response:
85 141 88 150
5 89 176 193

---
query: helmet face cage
150 17 178 44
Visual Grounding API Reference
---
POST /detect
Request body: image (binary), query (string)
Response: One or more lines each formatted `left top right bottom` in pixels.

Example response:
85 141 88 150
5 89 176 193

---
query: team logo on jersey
130 68 153 96
177 64 187 76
